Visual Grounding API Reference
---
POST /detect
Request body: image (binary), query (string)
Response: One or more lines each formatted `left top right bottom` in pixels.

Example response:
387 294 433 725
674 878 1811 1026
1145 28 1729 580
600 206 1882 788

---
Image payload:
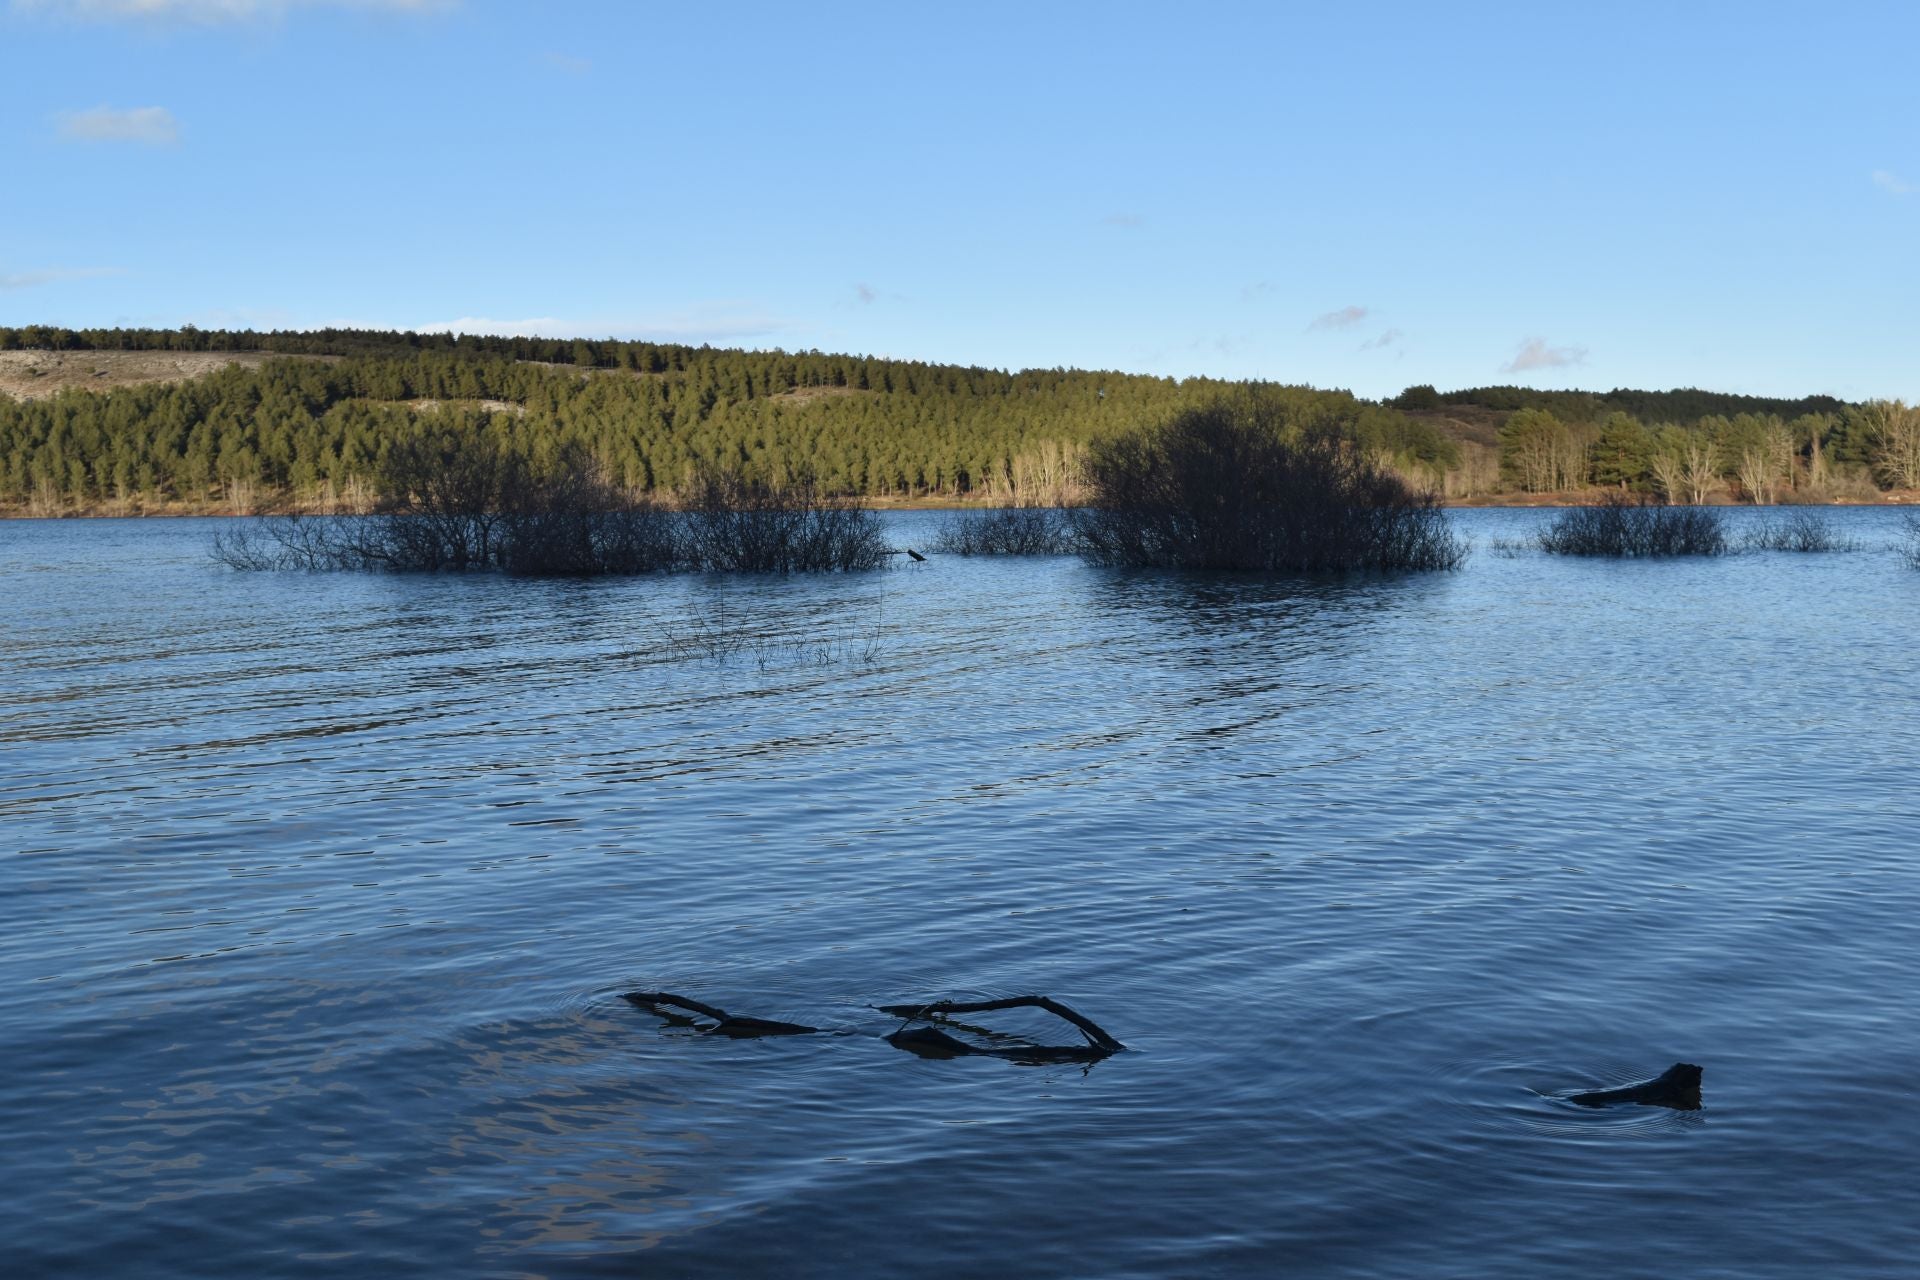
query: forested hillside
0 327 1452 513
2 326 1911 514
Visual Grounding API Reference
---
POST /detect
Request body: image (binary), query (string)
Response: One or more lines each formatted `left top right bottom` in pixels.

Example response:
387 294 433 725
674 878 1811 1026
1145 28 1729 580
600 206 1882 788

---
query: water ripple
5 511 1920 1277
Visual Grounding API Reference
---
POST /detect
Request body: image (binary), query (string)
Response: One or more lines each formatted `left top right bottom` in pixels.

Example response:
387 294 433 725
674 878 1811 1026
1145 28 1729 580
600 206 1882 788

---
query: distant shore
6 491 1918 520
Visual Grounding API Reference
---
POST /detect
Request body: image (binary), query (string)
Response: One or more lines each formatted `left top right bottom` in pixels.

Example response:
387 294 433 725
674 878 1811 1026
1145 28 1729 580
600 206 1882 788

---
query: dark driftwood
622 991 818 1037
874 995 1125 1054
623 989 1126 1061
1567 1062 1703 1110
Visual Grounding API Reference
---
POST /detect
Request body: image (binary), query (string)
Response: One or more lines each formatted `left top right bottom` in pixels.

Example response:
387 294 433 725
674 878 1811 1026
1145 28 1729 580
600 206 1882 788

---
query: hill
0 326 1896 513
0 326 1455 515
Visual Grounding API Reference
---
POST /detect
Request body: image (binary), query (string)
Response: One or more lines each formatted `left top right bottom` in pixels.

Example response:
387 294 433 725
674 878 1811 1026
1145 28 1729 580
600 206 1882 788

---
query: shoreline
5 491 1918 520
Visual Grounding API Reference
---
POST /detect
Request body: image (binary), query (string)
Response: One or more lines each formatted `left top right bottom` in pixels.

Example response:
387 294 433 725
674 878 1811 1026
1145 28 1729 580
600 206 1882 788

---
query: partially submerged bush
1537 495 1727 557
1900 514 1920 569
498 458 682 576
677 469 888 572
1068 396 1464 572
1742 508 1858 553
931 506 1075 556
212 425 886 576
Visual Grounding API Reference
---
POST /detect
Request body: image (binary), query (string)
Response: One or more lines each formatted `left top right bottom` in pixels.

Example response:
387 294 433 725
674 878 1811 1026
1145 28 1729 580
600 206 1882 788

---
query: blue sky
2 0 1915 400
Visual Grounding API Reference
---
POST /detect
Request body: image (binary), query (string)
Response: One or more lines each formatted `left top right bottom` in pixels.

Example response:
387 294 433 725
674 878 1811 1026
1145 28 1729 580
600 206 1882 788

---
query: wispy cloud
1359 328 1403 352
1502 336 1587 373
418 308 789 344
1100 213 1145 229
1309 304 1368 331
57 105 179 144
539 50 590 75
1872 169 1914 195
1240 280 1277 302
15 0 453 22
0 266 122 290
854 283 877 305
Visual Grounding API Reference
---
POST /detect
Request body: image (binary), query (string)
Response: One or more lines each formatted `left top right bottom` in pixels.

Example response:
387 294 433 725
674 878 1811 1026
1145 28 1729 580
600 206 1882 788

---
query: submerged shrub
931 506 1075 556
1537 494 1727 557
1069 396 1465 572
212 428 886 576
498 455 683 576
676 469 888 573
1742 508 1858 553
1900 514 1920 569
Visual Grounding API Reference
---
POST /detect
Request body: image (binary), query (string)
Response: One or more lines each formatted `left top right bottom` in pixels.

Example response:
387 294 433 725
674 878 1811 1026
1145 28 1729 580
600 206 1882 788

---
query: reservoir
4 508 1918 1278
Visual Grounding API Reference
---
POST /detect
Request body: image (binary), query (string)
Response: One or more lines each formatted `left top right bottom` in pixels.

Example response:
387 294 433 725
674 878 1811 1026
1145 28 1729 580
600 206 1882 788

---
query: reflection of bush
212 426 887 576
931 506 1075 556
1068 397 1465 572
1537 495 1727 557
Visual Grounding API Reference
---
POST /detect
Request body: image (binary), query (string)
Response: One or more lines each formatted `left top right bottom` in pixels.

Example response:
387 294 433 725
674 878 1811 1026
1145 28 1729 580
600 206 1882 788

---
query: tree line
1490 404 1920 502
4 326 1899 511
0 328 1458 511
1383 382 1916 501
1393 382 1850 426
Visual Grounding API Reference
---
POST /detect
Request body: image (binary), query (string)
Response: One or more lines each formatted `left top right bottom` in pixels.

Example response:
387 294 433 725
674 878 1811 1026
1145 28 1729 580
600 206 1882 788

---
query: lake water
5 509 1919 1278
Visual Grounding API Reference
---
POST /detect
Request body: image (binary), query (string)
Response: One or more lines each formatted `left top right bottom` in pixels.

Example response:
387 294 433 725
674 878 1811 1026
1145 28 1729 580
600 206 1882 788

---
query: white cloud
57 105 179 144
418 309 789 345
1359 328 1403 352
1872 169 1914 195
0 266 121 290
1309 304 1368 330
15 0 451 22
1502 336 1587 373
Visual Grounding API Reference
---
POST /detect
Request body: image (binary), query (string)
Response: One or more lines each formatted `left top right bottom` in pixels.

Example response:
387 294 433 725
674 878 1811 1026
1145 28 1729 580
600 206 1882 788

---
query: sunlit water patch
4 509 1920 1278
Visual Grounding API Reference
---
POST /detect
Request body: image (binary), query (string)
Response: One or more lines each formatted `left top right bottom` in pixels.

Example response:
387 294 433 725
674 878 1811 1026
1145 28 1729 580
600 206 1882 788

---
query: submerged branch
621 991 818 1037
874 994 1126 1053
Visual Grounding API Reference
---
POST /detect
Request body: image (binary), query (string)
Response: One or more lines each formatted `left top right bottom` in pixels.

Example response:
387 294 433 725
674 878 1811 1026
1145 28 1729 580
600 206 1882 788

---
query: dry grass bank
0 350 340 401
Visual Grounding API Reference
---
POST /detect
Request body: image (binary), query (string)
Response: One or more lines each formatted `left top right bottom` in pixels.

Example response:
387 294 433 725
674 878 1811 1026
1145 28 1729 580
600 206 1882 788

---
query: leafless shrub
498 446 682 576
676 469 888 573
931 506 1075 556
212 430 884 576
1899 514 1920 569
1742 508 1859 553
1069 397 1465 572
1537 494 1727 557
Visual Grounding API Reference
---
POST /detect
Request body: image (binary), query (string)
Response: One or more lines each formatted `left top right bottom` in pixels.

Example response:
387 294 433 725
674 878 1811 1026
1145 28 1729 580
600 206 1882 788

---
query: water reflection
1073 570 1449 748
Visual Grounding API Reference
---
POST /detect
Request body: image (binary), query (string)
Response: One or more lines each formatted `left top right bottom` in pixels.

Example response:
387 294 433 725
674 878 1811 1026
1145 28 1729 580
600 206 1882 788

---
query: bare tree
1443 441 1502 499
1648 448 1684 505
1768 418 1797 497
1863 399 1920 491
1797 413 1833 492
1551 421 1596 493
1736 424 1793 505
1679 438 1721 505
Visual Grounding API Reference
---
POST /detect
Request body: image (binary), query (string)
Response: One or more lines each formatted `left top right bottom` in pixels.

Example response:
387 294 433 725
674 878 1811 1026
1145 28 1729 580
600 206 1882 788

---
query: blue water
4 509 1919 1278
